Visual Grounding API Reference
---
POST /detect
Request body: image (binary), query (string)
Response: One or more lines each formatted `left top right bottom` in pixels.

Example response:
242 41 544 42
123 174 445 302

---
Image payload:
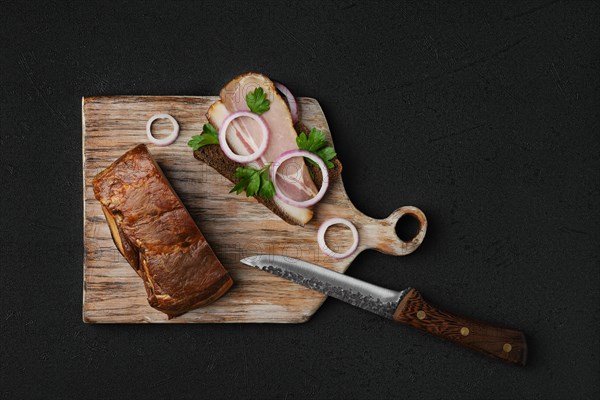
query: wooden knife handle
393 289 527 366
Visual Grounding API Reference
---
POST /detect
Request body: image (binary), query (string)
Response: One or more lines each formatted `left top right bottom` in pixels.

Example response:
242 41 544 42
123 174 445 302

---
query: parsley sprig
230 164 275 199
188 123 219 150
296 128 337 169
246 87 270 115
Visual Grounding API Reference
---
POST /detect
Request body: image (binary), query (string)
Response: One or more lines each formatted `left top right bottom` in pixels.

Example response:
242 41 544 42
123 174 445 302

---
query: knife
241 255 527 366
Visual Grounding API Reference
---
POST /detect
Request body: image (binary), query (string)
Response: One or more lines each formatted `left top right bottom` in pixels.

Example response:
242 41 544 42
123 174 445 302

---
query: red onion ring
270 149 329 208
317 218 359 259
274 81 298 123
219 111 269 164
146 113 179 146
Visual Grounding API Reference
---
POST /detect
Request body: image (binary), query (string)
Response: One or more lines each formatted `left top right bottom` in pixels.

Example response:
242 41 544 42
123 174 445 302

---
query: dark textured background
1 1 599 399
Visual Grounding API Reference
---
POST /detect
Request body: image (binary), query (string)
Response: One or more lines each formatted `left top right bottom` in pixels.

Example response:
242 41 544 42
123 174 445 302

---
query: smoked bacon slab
93 144 233 318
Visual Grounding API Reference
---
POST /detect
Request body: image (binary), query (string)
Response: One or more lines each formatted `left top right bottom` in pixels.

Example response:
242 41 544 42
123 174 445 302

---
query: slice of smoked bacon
207 73 318 225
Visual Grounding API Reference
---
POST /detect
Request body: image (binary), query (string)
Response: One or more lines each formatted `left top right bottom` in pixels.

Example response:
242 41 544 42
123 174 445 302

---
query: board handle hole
395 214 421 242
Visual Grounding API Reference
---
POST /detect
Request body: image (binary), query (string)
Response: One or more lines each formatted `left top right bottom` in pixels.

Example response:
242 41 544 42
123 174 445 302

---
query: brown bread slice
193 121 342 226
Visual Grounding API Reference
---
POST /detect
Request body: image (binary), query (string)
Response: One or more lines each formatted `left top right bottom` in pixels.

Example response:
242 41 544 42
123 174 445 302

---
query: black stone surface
1 1 598 399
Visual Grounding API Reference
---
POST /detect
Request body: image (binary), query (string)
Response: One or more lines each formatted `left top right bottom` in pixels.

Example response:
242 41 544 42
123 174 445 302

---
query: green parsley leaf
245 172 261 197
258 169 275 198
316 146 337 169
188 123 219 150
246 87 270 115
202 122 219 139
296 128 337 169
296 132 309 149
229 178 249 195
296 128 327 153
234 167 258 179
188 134 219 150
230 164 275 199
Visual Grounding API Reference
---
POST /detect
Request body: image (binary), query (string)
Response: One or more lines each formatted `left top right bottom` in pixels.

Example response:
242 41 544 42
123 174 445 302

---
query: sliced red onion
146 113 179 146
219 111 269 164
270 149 329 208
317 218 359 259
274 81 298 123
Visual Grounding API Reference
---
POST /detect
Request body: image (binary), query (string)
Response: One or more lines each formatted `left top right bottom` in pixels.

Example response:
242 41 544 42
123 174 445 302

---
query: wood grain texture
82 96 427 323
393 289 527 365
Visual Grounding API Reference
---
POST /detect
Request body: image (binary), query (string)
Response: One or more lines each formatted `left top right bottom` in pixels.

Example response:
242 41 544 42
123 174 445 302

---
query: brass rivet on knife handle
417 310 426 320
393 288 527 366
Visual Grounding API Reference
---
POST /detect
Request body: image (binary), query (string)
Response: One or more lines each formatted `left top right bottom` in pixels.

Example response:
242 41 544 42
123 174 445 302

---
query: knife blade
241 255 527 366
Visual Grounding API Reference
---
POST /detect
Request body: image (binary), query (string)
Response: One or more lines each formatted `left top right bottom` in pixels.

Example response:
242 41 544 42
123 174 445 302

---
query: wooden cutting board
82 96 427 323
